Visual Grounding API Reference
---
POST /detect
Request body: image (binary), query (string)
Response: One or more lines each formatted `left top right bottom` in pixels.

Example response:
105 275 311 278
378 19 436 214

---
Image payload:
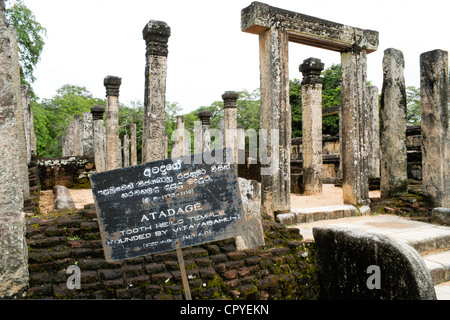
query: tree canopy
6 0 47 91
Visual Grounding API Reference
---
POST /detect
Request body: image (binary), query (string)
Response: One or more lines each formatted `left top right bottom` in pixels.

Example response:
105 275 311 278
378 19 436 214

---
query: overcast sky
25 0 449 114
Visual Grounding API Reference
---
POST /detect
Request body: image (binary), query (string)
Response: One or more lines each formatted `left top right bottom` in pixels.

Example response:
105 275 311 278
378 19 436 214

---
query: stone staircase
276 205 450 300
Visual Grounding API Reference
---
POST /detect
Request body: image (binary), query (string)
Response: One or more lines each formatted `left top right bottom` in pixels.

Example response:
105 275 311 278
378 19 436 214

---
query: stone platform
292 213 450 300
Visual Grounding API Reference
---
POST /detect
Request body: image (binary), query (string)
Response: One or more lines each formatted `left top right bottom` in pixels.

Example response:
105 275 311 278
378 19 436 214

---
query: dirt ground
39 189 95 214
291 184 380 209
38 185 381 214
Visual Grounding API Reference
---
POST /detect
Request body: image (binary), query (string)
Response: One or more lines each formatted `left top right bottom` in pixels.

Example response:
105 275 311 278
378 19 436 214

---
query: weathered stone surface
300 57 324 195
53 185 76 210
0 211 28 298
380 48 408 198
241 2 379 53
198 110 212 153
171 116 189 158
81 112 93 157
223 91 239 164
313 225 436 300
235 178 265 250
93 119 106 173
0 6 23 214
420 49 449 207
142 20 170 163
123 133 130 167
104 75 122 170
259 27 291 218
130 123 137 166
366 85 380 179
431 208 450 226
340 49 369 206
10 27 29 199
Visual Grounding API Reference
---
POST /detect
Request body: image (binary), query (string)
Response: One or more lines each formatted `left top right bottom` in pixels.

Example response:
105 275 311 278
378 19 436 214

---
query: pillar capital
104 76 122 97
143 20 171 57
91 105 106 120
222 91 239 108
299 57 324 85
197 110 212 126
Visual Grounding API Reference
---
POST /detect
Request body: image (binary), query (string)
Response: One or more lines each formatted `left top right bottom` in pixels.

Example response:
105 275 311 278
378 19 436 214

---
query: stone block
53 185 76 210
431 208 450 226
0 211 29 298
313 225 436 299
235 178 265 250
276 212 295 225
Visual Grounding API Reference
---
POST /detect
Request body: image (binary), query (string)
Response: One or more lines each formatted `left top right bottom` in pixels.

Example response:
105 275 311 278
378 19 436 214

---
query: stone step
421 249 450 285
434 280 450 300
276 204 370 226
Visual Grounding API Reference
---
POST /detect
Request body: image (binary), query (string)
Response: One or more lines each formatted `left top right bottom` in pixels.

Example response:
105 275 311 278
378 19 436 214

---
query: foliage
290 64 342 138
6 0 46 91
32 85 104 157
406 86 421 125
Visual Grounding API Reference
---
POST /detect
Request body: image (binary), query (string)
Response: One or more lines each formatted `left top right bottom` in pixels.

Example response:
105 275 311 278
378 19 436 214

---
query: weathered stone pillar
91 105 106 172
81 112 94 157
259 27 291 218
123 133 130 167
420 49 450 207
380 48 408 198
198 110 212 152
299 57 324 195
340 48 370 206
104 75 121 170
73 115 82 156
142 20 170 163
367 85 380 179
222 91 239 164
172 116 189 158
21 85 32 164
130 123 137 166
0 1 28 297
10 26 28 199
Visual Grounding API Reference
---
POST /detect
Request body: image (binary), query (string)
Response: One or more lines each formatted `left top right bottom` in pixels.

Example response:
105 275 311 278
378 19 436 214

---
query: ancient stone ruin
1 0 450 300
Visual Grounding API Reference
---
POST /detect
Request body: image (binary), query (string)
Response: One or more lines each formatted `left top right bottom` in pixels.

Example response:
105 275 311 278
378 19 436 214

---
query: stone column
142 20 171 162
172 116 189 158
0 1 28 297
259 28 291 218
222 91 239 164
21 85 31 164
299 57 324 195
104 75 121 170
367 85 380 179
340 48 370 206
198 110 212 152
10 26 28 199
130 123 137 166
73 115 82 156
380 48 408 198
81 112 94 157
123 133 130 167
420 49 450 207
91 105 106 172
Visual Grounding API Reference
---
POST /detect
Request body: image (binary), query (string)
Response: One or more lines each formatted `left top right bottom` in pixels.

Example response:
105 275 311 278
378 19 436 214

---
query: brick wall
24 204 319 300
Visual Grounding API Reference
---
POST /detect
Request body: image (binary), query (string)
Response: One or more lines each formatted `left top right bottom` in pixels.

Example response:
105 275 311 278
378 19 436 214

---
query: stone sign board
90 148 246 262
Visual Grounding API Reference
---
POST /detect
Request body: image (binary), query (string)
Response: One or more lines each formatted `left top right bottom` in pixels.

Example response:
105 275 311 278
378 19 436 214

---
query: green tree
290 64 342 137
33 84 104 157
406 86 421 125
6 0 46 90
